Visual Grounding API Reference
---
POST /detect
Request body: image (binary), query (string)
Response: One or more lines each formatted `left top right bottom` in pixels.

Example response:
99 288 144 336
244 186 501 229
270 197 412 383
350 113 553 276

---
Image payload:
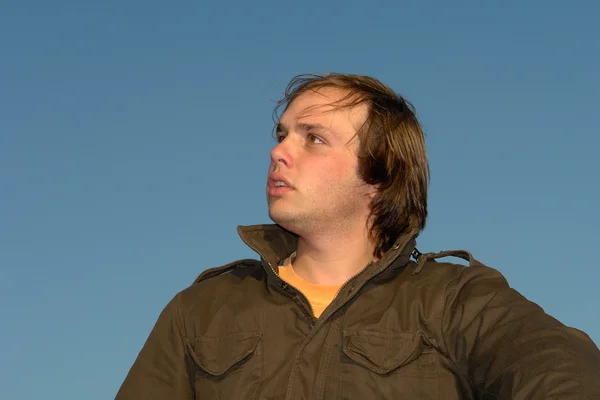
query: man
116 73 600 399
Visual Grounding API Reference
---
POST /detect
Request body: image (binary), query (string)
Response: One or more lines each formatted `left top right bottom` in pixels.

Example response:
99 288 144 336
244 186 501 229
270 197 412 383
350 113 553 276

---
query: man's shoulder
176 258 266 303
405 248 509 289
191 258 265 285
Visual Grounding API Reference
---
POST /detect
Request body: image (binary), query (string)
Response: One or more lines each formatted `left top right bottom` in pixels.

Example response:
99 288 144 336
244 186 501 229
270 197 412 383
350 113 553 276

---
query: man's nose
270 139 293 169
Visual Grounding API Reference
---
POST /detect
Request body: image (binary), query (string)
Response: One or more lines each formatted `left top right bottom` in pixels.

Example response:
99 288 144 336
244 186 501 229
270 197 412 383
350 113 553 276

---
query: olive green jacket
116 224 600 399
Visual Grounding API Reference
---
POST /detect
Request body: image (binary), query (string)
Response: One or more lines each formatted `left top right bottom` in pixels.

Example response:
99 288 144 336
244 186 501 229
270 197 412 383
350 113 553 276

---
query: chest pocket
340 330 439 399
189 331 262 399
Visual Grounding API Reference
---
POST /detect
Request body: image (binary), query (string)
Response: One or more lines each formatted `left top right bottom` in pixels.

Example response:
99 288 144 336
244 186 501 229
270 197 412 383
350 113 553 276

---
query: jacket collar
237 224 298 268
237 224 419 279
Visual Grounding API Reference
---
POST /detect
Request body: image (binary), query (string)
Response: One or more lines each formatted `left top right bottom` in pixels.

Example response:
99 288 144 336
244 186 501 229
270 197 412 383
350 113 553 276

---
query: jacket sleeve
115 293 194 400
441 265 600 399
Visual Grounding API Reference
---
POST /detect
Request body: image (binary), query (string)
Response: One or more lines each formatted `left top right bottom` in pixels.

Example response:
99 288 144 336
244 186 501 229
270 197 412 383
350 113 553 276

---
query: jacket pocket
341 330 438 399
188 331 262 399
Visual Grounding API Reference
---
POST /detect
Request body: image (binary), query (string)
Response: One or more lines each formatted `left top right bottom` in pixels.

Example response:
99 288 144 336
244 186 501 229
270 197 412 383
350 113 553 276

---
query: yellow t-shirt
279 253 342 318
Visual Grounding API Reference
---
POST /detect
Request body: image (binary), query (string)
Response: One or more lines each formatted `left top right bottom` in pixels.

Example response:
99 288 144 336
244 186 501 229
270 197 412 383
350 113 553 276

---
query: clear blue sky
1 1 598 399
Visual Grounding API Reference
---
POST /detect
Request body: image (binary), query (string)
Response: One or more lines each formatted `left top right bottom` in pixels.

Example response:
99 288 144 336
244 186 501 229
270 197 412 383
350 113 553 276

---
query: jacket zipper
332 260 374 300
328 236 416 308
266 257 375 322
265 261 317 323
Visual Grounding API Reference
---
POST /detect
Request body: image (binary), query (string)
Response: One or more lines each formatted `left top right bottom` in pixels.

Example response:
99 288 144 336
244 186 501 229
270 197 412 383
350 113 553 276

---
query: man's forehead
282 88 368 127
290 87 354 110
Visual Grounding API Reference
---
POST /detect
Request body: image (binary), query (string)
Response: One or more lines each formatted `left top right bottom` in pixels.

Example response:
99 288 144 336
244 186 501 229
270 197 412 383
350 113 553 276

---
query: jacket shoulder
191 258 263 285
405 248 509 291
176 259 265 313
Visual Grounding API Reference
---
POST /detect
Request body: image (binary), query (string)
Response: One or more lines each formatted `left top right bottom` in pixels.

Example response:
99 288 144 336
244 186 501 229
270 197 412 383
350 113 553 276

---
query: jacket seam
440 267 490 398
175 293 196 398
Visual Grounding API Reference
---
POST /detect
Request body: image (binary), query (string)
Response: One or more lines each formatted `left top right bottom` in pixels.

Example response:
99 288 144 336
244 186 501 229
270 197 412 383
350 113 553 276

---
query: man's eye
307 134 324 144
276 133 286 143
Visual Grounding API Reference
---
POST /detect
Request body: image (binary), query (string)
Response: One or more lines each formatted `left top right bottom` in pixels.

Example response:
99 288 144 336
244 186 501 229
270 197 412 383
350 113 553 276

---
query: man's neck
291 228 376 286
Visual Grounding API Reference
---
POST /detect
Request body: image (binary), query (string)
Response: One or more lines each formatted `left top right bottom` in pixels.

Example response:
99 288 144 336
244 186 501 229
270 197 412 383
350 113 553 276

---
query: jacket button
281 283 288 290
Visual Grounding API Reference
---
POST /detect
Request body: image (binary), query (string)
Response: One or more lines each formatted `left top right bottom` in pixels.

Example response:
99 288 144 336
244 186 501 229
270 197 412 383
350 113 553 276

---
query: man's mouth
268 173 293 189
267 175 294 196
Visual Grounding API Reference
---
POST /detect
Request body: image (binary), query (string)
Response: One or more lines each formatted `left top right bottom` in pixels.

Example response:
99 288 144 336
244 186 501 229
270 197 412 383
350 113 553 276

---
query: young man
116 74 600 399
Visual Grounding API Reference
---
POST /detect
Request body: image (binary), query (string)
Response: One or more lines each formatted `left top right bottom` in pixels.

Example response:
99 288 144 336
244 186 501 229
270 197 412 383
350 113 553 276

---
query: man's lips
267 173 294 197
267 173 293 189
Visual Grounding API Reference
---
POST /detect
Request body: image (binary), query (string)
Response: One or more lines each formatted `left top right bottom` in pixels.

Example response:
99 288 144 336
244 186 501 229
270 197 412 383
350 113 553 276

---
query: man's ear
366 183 379 199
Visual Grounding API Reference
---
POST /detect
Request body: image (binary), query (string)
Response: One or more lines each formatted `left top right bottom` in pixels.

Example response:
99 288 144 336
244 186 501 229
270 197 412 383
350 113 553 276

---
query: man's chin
267 208 286 225
268 210 296 231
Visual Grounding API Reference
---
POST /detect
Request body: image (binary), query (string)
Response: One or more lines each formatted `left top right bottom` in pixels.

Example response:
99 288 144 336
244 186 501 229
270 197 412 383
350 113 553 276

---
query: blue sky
1 1 599 399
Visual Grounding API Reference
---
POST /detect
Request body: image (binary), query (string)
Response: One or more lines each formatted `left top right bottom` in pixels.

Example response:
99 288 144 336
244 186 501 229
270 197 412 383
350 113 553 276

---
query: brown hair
273 73 430 258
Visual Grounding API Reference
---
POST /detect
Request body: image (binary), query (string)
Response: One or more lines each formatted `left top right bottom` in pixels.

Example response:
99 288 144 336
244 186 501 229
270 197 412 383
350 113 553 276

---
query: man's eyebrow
297 122 335 136
276 122 338 139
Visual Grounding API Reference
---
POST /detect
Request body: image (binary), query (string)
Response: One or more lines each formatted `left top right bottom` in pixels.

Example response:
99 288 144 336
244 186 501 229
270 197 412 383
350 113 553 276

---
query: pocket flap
191 332 261 376
342 330 424 375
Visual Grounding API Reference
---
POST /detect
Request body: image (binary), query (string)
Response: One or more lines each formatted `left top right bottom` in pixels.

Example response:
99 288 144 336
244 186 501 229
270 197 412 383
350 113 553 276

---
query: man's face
266 88 375 236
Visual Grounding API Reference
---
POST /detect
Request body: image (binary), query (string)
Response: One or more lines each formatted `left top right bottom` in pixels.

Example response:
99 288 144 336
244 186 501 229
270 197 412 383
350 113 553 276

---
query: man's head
267 73 429 258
